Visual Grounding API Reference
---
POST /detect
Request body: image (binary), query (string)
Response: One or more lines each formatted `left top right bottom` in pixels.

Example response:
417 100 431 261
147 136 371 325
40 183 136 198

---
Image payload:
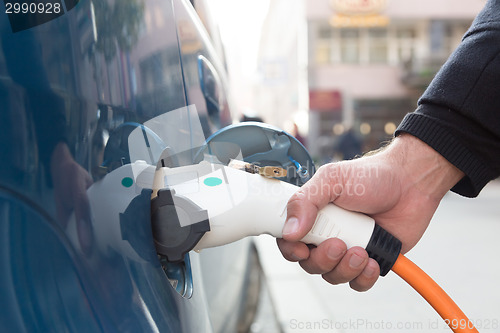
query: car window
173 0 232 136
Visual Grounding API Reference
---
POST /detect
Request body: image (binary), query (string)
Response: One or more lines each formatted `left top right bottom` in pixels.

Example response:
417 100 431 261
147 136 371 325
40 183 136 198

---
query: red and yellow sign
309 90 342 112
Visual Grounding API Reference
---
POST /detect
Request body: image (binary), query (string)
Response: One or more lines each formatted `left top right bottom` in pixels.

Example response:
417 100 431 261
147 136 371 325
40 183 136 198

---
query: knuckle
287 189 307 206
316 163 334 175
349 276 376 292
276 239 292 256
277 239 308 262
349 280 370 292
322 272 345 285
299 259 325 275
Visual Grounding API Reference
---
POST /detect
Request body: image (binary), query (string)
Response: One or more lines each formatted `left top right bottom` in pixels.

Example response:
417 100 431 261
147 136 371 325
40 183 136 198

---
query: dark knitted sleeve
395 0 500 198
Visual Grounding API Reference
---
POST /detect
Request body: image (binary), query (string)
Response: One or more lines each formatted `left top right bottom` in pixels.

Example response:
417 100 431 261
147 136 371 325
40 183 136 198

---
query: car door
0 0 243 332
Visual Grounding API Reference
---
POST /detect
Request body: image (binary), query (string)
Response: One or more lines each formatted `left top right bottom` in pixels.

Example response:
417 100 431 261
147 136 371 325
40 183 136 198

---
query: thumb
282 164 343 241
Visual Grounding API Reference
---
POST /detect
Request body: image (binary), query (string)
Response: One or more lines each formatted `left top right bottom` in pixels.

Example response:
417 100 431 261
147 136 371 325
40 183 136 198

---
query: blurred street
252 180 500 333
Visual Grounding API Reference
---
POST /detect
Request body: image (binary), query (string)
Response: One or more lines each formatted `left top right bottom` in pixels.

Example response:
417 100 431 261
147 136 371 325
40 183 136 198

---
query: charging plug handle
183 164 402 276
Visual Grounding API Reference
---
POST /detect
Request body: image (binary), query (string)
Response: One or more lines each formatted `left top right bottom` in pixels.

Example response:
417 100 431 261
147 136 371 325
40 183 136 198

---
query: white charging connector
155 161 400 275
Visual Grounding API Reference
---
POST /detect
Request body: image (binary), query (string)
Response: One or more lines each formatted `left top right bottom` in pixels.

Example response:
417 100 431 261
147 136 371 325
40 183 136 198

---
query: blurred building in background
253 0 308 136
195 0 485 163
306 0 484 161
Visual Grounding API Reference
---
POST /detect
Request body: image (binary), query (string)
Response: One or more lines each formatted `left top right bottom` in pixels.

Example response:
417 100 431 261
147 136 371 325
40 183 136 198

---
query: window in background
339 29 359 64
396 27 416 65
314 25 425 66
316 26 333 64
367 28 388 64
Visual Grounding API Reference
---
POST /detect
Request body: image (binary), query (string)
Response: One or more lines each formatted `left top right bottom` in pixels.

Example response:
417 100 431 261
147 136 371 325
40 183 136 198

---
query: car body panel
0 0 255 332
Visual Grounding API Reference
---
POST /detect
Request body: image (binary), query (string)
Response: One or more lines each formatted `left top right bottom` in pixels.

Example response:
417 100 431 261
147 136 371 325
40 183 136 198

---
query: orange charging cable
391 254 478 333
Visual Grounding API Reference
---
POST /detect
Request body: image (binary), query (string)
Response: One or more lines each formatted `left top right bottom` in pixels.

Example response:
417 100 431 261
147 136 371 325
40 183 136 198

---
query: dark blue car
0 0 261 331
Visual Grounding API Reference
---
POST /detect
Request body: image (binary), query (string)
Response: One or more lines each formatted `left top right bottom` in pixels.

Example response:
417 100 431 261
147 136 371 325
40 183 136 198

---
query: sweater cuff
395 113 494 197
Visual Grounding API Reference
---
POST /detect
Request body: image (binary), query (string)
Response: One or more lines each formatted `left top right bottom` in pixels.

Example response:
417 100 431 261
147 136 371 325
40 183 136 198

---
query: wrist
385 134 464 201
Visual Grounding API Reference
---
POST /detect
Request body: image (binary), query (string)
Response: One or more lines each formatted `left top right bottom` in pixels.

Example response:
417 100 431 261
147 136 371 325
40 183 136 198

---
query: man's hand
277 134 464 291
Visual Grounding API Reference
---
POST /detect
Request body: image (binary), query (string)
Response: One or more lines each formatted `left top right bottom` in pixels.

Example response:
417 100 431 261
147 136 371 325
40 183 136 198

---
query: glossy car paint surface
0 0 256 332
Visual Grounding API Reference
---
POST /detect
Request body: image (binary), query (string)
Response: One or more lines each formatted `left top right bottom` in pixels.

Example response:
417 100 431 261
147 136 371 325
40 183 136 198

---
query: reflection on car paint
0 0 256 332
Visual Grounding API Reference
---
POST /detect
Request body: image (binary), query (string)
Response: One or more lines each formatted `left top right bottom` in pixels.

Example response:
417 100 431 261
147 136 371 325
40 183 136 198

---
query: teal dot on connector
204 177 222 187
121 177 134 188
